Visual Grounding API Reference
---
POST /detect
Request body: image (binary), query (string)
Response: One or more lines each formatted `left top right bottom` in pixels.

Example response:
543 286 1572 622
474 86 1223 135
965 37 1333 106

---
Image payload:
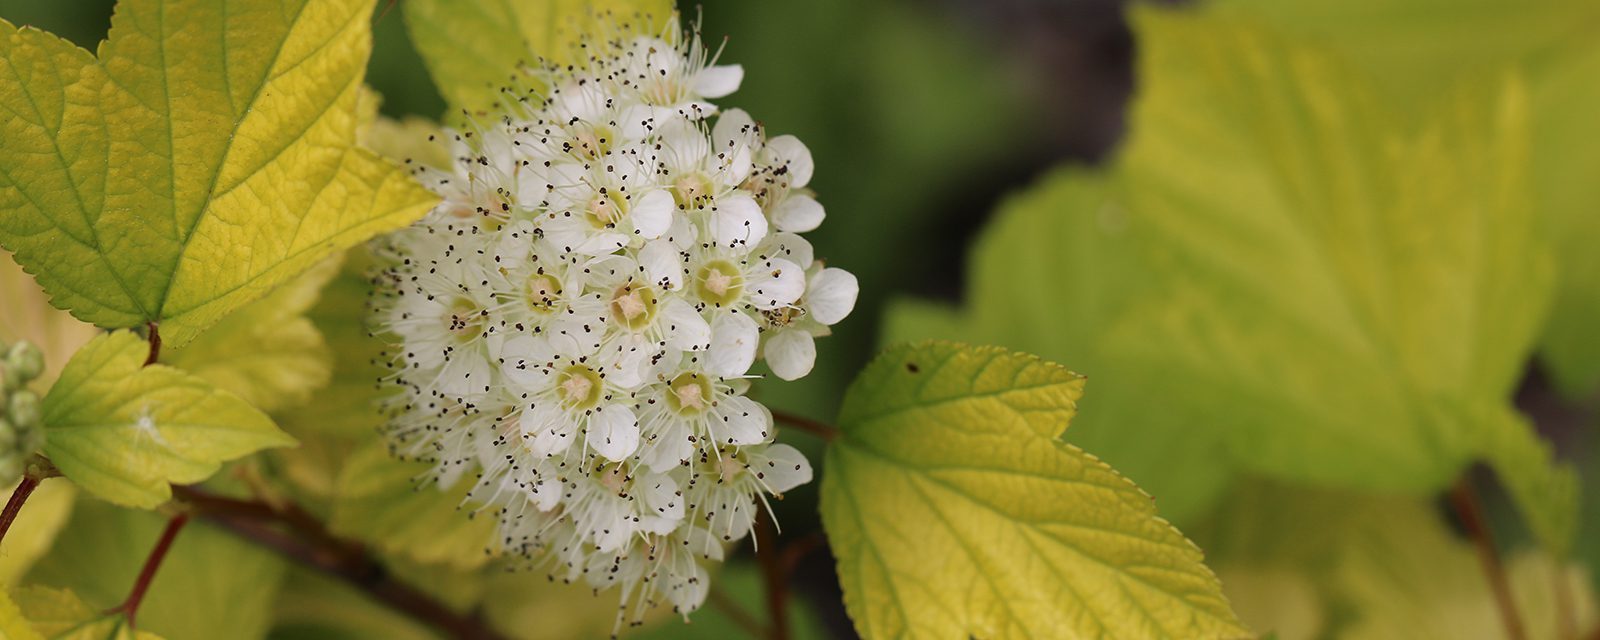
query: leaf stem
173 485 506 640
143 322 161 366
107 511 189 627
1450 477 1527 640
754 510 790 640
771 410 838 441
0 474 42 546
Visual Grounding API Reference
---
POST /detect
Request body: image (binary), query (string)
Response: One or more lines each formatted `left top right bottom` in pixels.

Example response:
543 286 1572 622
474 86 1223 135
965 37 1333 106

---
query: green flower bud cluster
0 340 47 485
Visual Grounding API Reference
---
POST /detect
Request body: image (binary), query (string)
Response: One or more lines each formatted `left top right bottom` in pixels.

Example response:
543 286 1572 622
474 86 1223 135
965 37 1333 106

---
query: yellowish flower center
695 260 743 306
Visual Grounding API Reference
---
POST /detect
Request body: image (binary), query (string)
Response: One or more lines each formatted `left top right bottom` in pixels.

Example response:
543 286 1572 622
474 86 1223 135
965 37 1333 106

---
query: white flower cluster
371 16 857 628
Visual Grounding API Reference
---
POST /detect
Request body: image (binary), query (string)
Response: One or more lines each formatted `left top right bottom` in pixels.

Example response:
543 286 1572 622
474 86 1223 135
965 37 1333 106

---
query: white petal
748 257 805 310
659 117 709 175
600 340 650 389
661 298 712 351
710 395 770 446
643 421 695 473
642 473 685 521
588 404 640 461
639 239 685 290
500 335 555 386
707 489 756 541
525 406 577 458
764 329 815 381
631 190 674 238
807 267 859 325
665 562 711 614
771 194 825 233
618 104 666 139
712 108 756 151
763 232 814 269
711 192 768 248
751 444 813 495
694 64 744 98
764 135 813 188
706 311 759 378
573 231 630 256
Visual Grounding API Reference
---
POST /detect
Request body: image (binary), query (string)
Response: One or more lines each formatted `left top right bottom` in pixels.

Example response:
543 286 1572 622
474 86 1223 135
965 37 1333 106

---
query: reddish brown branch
143 323 161 366
172 486 505 640
754 511 790 640
1450 478 1527 640
0 475 41 545
770 410 838 441
107 512 189 627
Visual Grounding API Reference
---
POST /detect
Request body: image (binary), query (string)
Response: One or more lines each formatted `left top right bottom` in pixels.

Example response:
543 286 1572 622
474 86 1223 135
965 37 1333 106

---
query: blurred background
2 0 1596 638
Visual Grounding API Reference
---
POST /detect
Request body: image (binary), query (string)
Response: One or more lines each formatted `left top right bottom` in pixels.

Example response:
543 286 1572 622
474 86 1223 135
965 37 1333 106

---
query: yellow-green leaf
26 500 283 640
327 441 497 571
1481 407 1579 558
403 0 673 112
0 589 43 640
882 168 1233 524
820 342 1246 639
165 256 341 413
1114 7 1551 488
40 331 294 508
7 586 164 640
0 0 438 347
0 479 74 586
1208 0 1600 400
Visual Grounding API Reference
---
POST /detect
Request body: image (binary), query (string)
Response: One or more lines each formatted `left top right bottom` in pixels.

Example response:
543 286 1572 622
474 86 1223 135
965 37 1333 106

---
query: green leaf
882 167 1232 523
326 441 497 571
820 342 1245 639
1481 407 1579 558
266 568 440 640
0 479 74 586
1213 0 1600 401
1193 481 1597 640
165 256 340 413
26 499 284 640
1113 6 1551 488
0 589 44 640
1332 509 1597 640
403 0 673 112
7 586 164 640
40 331 295 509
0 0 438 347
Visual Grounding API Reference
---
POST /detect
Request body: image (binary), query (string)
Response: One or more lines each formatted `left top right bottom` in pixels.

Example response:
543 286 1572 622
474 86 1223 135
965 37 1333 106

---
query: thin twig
707 586 768 639
1450 478 1527 640
173 486 505 640
770 410 838 441
143 322 161 366
778 532 823 578
754 510 789 640
0 475 41 545
106 512 189 627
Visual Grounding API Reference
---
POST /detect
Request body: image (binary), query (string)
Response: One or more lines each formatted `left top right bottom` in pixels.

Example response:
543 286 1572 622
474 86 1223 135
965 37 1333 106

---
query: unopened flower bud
5 341 44 382
7 391 39 428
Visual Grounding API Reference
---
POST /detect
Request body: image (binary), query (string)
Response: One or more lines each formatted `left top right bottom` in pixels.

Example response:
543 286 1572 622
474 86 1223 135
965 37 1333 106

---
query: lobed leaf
0 0 438 347
40 331 294 509
821 342 1246 639
165 256 341 413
